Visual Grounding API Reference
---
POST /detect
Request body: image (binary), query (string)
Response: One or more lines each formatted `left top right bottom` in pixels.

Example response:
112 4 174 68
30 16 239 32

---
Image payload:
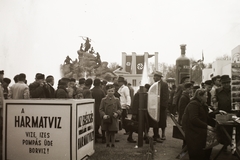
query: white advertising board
147 82 160 122
76 104 94 159
3 99 95 160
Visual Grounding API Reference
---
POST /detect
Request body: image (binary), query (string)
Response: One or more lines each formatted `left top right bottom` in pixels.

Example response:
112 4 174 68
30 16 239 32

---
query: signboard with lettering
3 99 95 160
77 104 94 159
147 82 160 122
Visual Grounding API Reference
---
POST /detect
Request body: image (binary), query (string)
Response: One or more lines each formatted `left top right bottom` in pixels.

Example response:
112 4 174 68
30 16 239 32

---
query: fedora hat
118 76 125 82
204 80 212 86
221 75 231 83
153 71 163 77
184 82 193 89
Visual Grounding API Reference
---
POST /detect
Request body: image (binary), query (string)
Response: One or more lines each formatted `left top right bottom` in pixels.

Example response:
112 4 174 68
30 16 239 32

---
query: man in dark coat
214 75 233 149
150 71 169 143
204 80 213 107
55 79 69 98
172 76 190 113
178 82 192 125
91 78 106 140
215 75 231 112
29 73 50 98
46 75 55 98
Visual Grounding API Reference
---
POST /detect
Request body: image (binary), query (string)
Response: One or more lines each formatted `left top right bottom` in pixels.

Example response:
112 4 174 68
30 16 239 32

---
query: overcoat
91 86 106 126
149 80 169 128
99 96 122 131
178 91 190 125
182 99 209 160
55 85 69 98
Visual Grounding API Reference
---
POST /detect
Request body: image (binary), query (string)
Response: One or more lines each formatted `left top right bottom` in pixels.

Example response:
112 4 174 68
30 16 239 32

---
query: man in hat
150 71 169 142
204 80 213 107
46 75 55 98
192 85 200 95
214 75 232 151
1 78 11 99
172 76 190 116
210 75 221 110
29 73 50 98
178 82 193 125
215 75 231 112
117 76 131 138
91 78 106 142
9 73 30 99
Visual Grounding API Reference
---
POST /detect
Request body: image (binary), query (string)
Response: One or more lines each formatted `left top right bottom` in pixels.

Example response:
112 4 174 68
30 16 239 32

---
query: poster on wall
76 103 95 160
5 104 71 160
231 62 240 110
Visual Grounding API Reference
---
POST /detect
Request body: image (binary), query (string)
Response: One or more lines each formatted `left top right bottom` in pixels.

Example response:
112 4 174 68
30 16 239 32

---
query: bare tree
108 62 120 71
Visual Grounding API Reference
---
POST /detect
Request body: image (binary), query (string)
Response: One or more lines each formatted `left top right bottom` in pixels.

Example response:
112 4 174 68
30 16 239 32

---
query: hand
207 125 214 132
113 112 118 118
219 110 227 115
103 115 109 119
122 104 129 109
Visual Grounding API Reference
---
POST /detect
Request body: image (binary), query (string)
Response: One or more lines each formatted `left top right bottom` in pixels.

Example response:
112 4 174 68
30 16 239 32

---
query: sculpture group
61 37 116 81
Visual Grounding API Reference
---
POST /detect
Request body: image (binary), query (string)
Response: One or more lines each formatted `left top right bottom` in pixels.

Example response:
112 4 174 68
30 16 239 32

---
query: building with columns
114 52 159 87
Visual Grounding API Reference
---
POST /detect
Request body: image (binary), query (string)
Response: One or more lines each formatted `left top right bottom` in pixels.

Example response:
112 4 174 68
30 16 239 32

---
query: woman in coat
182 89 214 160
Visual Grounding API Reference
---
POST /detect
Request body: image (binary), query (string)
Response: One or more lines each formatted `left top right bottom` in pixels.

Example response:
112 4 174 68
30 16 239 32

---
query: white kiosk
2 99 95 160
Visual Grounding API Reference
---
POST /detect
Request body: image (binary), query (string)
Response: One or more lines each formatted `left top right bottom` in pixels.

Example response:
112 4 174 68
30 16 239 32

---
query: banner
136 55 144 74
125 55 132 73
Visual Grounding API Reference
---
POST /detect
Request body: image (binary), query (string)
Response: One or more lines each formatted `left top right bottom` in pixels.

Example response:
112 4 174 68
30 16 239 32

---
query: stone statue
64 56 73 65
80 43 84 51
82 37 91 52
89 47 95 54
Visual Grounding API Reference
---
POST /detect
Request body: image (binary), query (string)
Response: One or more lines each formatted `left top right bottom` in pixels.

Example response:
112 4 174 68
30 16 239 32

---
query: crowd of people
0 69 237 159
168 74 237 160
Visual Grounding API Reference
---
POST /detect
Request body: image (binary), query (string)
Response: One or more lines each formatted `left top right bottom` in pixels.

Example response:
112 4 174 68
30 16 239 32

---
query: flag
125 55 132 73
136 55 144 74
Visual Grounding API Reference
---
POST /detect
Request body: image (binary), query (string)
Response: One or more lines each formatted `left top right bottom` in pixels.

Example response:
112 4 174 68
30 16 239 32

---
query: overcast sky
1 0 240 84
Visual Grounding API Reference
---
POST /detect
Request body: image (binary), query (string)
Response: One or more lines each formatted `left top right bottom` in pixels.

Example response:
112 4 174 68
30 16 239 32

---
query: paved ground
1 114 239 160
90 115 239 160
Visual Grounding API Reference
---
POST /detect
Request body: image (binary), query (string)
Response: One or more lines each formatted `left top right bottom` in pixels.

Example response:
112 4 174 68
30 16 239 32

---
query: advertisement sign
77 104 94 159
3 99 95 160
147 82 160 122
231 62 240 110
5 103 71 160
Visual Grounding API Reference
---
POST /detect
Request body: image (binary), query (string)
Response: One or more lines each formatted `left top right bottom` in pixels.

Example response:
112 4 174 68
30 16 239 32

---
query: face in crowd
153 75 161 82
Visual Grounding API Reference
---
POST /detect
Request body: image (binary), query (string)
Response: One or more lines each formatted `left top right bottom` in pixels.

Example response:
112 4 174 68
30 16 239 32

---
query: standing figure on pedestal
82 37 91 52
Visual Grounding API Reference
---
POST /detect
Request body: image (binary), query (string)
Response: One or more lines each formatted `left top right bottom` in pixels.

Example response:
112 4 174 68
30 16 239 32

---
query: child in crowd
99 84 122 147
